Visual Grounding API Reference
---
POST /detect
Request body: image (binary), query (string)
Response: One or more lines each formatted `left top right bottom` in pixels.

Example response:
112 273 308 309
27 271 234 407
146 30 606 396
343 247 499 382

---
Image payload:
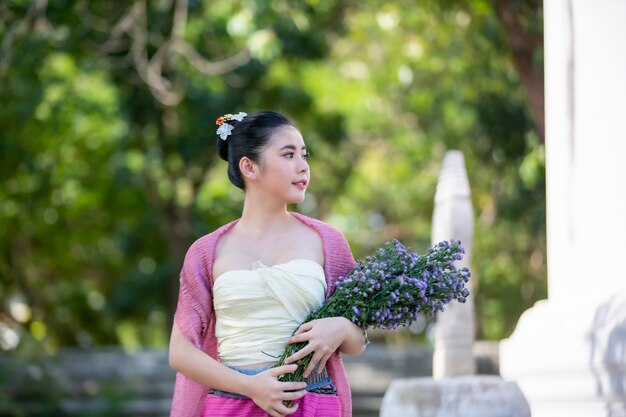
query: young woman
168 110 367 417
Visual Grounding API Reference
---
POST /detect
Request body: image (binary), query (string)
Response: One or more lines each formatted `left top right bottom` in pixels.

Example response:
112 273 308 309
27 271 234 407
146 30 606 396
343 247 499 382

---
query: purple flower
275 238 471 384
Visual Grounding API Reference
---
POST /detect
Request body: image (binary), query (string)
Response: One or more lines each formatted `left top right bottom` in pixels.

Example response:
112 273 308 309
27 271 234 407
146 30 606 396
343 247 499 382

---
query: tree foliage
0 0 545 351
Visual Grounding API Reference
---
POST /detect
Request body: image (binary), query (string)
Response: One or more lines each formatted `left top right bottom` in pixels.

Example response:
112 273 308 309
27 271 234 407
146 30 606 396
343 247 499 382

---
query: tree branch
494 0 545 143
100 0 251 107
0 0 51 74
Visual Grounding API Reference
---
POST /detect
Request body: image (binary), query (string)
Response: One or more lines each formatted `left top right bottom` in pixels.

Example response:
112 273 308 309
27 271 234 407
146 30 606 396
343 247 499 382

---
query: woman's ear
239 157 258 182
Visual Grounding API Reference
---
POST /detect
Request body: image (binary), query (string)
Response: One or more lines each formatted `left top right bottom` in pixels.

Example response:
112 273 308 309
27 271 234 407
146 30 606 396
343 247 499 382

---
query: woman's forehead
269 125 305 148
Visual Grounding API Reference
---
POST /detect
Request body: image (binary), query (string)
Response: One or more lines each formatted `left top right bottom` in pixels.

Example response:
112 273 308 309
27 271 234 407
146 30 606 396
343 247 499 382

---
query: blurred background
0 0 545 415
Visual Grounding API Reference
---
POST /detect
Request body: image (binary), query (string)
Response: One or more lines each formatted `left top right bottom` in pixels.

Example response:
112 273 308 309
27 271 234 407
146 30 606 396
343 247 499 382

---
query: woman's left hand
283 317 351 378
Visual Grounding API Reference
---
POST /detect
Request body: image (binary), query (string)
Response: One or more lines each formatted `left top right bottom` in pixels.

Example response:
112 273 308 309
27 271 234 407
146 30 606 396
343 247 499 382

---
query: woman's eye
284 152 309 160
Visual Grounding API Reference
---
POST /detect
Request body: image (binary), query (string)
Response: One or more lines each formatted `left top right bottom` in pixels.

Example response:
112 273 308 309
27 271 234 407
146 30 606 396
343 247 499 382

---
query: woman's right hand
242 364 308 417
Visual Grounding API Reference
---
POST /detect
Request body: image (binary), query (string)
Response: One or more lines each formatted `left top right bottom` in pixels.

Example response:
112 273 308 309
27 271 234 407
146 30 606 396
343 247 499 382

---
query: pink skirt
200 363 341 417
200 391 341 417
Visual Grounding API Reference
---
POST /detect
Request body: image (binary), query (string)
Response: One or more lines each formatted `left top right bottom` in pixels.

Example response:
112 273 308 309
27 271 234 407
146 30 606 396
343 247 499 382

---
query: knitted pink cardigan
170 211 356 417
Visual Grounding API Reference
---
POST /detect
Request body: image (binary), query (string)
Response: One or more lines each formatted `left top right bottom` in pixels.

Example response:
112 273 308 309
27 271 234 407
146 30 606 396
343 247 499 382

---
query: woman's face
253 125 310 204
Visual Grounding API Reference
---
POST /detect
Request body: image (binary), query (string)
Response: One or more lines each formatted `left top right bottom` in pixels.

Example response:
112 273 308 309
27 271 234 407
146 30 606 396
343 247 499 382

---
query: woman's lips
292 180 307 190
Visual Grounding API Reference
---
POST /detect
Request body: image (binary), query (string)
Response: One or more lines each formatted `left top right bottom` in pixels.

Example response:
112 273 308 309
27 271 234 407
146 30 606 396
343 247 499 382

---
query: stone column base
380 375 530 417
500 296 626 417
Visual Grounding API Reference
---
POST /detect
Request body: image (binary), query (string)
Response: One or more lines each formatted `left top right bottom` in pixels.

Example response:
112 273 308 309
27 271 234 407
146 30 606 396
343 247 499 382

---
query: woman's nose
298 156 309 172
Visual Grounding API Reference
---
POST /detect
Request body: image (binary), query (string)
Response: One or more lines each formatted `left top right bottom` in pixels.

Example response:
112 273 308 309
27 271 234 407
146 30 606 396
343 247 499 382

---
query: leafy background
0 0 545 354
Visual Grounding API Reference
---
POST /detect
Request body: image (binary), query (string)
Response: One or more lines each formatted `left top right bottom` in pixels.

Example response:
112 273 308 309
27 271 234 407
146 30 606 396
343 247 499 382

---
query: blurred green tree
0 0 545 350
0 0 351 350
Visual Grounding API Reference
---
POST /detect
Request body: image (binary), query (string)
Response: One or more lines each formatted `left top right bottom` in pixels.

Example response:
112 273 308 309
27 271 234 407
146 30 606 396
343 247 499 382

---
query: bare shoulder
289 216 325 263
212 225 247 279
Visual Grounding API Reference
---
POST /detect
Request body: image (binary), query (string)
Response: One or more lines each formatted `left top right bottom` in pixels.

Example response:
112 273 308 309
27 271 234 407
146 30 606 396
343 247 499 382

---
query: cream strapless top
213 258 326 367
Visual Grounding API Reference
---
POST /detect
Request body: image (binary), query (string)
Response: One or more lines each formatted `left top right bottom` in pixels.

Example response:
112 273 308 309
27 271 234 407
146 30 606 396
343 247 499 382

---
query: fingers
282 388 308 401
293 322 313 336
282 381 307 391
272 402 299 416
288 330 312 344
284 343 314 364
285 345 313 363
317 353 331 374
269 409 288 417
270 364 298 377
303 351 323 378
252 367 308 417
270 383 306 416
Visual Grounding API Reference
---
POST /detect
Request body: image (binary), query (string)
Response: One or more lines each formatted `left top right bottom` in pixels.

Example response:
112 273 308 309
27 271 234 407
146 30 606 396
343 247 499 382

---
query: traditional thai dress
170 211 356 417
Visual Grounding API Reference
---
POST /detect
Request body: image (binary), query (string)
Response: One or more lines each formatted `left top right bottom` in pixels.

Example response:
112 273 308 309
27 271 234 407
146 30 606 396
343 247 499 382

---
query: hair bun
215 112 247 161
213 110 295 190
216 135 229 161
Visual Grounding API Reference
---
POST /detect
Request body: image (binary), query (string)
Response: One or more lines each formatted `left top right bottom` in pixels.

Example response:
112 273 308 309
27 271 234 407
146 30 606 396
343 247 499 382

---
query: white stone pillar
380 151 529 417
432 150 476 377
380 376 530 417
500 1 626 416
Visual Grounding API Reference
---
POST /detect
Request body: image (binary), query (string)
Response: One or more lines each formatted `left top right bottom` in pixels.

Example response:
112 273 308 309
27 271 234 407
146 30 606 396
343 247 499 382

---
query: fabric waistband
210 363 335 399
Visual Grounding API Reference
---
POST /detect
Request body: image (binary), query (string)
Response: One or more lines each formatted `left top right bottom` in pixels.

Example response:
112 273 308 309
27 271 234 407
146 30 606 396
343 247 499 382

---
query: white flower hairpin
216 112 247 140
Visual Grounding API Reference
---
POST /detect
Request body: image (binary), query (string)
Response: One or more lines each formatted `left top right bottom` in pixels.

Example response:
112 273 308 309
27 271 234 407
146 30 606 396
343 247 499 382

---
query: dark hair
216 110 295 190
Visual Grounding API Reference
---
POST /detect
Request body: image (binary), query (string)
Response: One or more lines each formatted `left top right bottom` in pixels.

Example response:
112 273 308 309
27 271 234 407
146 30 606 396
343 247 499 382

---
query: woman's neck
238 197 292 236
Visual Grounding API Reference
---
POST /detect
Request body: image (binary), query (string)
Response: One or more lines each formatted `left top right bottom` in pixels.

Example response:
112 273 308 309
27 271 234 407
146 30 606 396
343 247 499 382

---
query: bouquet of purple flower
274 239 470 385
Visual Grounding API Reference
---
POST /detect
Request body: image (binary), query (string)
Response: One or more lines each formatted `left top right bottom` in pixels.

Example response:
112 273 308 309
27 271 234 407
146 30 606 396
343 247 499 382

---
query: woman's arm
337 317 368 356
172 239 309 416
169 323 249 394
169 323 307 417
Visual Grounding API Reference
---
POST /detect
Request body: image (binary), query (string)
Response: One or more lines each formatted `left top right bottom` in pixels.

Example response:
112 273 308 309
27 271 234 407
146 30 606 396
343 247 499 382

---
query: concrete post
380 150 530 417
432 150 476 377
499 1 626 416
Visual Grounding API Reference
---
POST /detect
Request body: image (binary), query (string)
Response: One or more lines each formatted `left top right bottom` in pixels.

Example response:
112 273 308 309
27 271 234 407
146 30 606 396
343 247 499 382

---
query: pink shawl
170 211 357 417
